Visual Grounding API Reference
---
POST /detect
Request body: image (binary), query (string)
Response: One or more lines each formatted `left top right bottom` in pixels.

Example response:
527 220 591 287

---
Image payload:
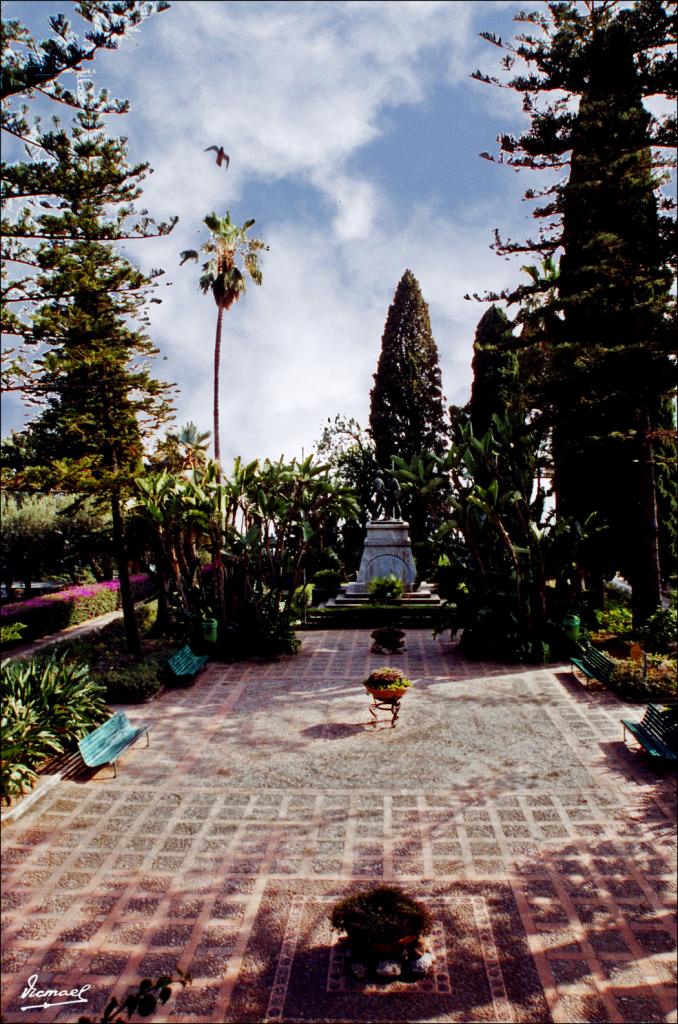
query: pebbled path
1 631 676 1023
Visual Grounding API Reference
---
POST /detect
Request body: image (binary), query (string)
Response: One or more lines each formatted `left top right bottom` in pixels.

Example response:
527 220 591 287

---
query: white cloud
107 0 508 222
118 0 535 462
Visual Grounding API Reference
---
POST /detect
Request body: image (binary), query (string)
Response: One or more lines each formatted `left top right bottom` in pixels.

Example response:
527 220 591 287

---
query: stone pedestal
335 520 438 604
346 520 416 595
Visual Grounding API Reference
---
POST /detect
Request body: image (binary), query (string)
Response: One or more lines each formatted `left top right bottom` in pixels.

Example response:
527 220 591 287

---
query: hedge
303 603 443 630
0 574 154 646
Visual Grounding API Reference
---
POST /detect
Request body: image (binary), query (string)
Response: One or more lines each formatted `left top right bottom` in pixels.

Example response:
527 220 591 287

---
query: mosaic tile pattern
1 631 676 1023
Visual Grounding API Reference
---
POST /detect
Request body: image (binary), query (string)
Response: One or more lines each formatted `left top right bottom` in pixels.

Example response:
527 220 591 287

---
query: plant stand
367 693 402 728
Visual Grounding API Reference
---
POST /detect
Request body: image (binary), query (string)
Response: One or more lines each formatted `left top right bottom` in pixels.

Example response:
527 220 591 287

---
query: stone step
333 592 441 606
304 603 449 630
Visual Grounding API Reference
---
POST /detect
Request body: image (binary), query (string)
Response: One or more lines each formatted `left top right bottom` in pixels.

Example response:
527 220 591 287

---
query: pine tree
1 6 175 653
369 269 447 468
471 1 676 622
1 2 169 101
2 2 171 386
550 19 674 616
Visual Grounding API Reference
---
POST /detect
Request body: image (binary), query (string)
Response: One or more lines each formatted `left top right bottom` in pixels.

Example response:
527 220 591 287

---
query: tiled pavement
1 630 676 1023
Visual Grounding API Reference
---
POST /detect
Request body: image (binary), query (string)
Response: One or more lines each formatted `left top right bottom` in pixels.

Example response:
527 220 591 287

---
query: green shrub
330 886 432 950
0 703 58 803
368 574 405 603
105 657 164 704
217 604 301 659
312 569 343 589
1 655 108 804
34 603 174 705
290 584 313 618
0 621 26 645
608 655 677 702
2 656 108 743
594 604 633 637
637 605 677 654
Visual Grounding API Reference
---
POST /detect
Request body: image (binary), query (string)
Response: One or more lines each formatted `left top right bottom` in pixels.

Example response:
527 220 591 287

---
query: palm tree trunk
111 490 141 656
631 402 661 627
213 299 224 471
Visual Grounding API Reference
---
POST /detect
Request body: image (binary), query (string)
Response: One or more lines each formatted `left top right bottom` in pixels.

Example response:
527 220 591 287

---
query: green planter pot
562 613 580 642
201 618 218 644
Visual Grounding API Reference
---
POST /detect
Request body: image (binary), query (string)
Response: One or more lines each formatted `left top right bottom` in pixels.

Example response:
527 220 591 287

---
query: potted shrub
311 568 343 606
363 666 412 700
330 886 434 979
367 574 405 604
371 627 406 654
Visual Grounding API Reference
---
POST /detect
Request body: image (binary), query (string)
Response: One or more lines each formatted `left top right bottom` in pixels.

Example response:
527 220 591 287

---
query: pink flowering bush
0 575 154 646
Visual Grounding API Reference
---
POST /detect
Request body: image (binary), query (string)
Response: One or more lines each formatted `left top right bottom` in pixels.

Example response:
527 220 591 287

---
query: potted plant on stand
330 886 434 981
371 627 406 654
363 666 413 727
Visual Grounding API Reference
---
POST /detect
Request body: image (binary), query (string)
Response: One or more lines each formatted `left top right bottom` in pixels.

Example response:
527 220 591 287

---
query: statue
370 475 386 520
384 476 402 520
370 473 402 521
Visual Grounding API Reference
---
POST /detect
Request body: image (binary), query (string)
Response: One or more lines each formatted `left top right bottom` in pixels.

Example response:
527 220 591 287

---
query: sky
3 0 538 466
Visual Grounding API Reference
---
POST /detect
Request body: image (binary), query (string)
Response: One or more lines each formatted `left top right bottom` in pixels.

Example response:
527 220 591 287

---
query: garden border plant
1 655 108 804
0 575 154 648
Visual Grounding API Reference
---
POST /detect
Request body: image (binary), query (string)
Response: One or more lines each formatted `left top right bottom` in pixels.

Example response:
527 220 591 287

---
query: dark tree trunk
111 490 141 656
150 563 174 635
631 404 661 627
213 300 224 472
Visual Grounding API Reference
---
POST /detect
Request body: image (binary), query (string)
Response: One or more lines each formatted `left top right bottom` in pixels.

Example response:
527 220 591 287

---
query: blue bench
622 704 677 762
79 711 151 778
166 645 209 685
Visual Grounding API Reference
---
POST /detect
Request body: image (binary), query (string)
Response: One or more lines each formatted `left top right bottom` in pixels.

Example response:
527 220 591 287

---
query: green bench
166 644 209 685
79 711 150 778
571 640 615 688
622 704 678 762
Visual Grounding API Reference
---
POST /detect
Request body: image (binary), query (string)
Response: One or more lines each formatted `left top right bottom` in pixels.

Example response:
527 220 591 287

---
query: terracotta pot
349 933 420 956
366 686 409 700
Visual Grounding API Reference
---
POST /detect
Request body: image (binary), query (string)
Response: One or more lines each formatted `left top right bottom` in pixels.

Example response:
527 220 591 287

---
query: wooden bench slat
622 705 678 762
571 641 615 686
79 711 150 775
167 645 209 684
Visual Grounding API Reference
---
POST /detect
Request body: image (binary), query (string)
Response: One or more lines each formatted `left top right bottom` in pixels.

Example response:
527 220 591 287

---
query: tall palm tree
177 421 211 472
181 212 267 468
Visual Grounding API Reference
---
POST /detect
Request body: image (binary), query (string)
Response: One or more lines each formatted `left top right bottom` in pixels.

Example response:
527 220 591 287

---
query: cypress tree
369 270 448 574
470 305 519 438
369 269 447 468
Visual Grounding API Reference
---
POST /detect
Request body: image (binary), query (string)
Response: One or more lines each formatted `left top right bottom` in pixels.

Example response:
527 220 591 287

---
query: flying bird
204 146 230 168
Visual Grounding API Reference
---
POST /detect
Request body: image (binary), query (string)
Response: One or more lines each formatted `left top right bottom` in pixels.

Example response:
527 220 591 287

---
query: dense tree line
469 0 676 625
